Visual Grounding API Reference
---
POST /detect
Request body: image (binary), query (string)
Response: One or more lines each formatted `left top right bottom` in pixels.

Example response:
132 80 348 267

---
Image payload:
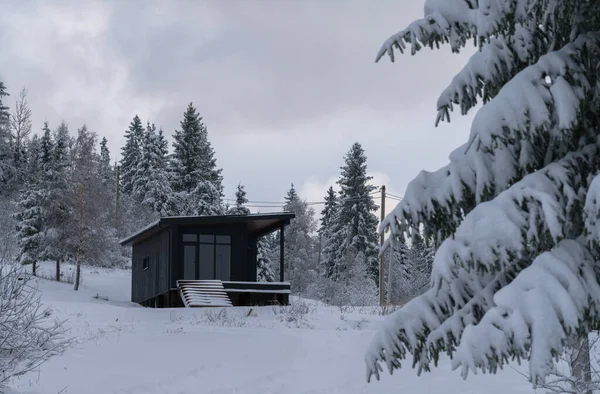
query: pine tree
366 1 600 388
227 184 250 215
257 236 275 282
120 115 144 195
133 123 175 216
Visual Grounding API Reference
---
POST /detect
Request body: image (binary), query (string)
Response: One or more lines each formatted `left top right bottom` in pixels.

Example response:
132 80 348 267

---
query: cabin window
182 234 197 242
199 234 215 243
142 257 149 271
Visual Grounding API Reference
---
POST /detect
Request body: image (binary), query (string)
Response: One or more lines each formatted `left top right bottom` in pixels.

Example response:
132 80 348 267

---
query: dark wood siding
247 236 258 282
131 229 170 303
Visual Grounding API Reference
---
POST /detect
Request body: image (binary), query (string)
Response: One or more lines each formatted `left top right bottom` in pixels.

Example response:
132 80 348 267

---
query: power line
225 188 405 208
386 195 403 202
386 192 403 200
226 192 382 207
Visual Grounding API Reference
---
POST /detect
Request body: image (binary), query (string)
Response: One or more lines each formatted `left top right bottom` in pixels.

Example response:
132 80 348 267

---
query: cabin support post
279 225 285 282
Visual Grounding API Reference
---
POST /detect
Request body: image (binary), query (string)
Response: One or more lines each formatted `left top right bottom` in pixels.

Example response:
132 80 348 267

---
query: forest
0 81 432 305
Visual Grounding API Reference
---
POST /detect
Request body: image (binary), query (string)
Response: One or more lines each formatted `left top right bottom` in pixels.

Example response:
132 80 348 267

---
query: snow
7 262 538 394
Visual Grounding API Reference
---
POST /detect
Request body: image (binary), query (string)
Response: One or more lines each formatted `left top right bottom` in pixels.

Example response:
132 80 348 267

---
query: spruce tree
39 122 54 171
99 137 114 186
366 1 600 387
53 121 71 170
170 103 223 214
45 122 72 281
319 205 347 281
13 186 45 275
120 115 144 195
133 123 175 216
332 142 379 283
227 184 250 215
319 186 337 234
187 180 223 216
14 132 45 275
318 186 343 279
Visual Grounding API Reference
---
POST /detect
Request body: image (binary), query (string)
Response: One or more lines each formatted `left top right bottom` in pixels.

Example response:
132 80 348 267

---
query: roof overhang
119 212 295 246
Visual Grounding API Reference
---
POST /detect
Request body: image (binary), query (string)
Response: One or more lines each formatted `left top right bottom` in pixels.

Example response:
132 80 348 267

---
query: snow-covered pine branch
368 0 600 388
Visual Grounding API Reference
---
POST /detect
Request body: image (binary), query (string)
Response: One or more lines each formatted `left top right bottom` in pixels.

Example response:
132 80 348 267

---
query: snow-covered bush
0 260 70 387
366 0 600 388
306 253 378 308
522 333 600 394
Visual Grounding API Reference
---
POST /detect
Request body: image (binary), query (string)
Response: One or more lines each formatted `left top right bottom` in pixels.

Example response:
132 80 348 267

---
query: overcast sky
0 0 476 219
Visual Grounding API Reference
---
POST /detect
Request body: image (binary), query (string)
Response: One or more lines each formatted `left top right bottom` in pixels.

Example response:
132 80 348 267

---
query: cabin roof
119 212 295 246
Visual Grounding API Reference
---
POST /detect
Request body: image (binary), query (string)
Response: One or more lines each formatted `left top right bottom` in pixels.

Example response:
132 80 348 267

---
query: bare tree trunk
571 335 592 394
55 258 60 282
73 184 85 291
32 261 36 276
74 254 81 291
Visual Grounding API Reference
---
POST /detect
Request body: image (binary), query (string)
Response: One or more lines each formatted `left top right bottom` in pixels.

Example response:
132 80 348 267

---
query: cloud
0 0 478 223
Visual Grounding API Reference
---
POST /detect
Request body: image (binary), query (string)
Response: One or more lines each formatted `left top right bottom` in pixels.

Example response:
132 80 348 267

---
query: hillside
7 263 535 394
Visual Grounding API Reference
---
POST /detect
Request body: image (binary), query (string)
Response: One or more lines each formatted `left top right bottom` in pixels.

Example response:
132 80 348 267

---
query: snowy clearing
8 262 536 394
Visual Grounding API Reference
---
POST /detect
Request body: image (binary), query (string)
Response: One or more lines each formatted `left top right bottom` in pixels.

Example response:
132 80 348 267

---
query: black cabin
119 213 295 308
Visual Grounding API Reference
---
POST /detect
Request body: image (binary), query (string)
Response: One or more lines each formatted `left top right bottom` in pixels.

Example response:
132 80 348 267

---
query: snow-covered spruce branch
368 146 599 382
376 0 526 59
466 32 599 149
381 31 600 248
435 27 597 127
453 239 600 386
0 261 70 385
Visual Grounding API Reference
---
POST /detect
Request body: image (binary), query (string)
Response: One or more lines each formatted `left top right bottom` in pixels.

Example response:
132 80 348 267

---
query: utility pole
379 185 386 306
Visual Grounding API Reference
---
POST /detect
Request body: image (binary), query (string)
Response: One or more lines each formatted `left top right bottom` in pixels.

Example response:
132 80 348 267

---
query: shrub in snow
307 251 378 307
0 261 69 386
366 0 600 389
522 333 600 394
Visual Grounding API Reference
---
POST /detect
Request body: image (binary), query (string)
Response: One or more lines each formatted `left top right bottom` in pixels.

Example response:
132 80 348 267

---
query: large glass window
184 234 231 281
183 245 196 279
216 244 231 280
199 243 215 279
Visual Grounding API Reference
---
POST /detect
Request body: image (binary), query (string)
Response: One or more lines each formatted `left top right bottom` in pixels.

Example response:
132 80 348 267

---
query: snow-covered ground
7 262 537 394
